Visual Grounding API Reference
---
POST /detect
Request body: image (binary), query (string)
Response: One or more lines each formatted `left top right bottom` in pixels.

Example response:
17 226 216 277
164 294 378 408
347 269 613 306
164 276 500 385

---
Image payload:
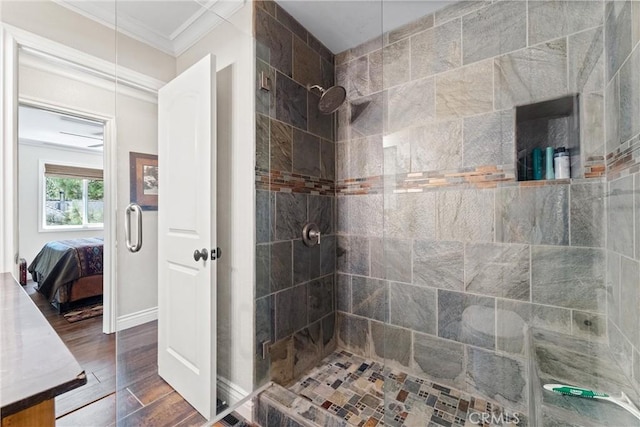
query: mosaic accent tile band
607 134 640 181
255 168 335 195
288 350 524 427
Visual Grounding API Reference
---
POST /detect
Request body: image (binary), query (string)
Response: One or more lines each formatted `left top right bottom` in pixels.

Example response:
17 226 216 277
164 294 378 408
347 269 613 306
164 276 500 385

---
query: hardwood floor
25 283 207 426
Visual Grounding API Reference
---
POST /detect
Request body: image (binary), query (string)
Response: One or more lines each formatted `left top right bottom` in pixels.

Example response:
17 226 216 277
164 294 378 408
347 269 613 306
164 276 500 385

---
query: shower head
307 84 347 114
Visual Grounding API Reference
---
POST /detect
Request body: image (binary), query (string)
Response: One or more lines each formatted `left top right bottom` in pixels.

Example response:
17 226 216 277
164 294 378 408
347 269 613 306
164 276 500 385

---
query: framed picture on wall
130 152 158 211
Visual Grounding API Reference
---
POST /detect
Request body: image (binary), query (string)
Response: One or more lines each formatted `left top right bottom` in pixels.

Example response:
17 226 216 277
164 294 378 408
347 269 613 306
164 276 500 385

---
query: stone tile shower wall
253 0 338 388
335 0 607 413
604 0 640 392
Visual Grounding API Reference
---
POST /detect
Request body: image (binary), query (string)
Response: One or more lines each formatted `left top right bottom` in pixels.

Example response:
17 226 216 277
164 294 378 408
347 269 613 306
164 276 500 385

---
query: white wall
177 1 255 402
18 142 104 265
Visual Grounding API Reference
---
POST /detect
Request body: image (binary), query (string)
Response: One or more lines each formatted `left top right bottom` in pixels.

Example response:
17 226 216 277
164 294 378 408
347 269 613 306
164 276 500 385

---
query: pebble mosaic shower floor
288 351 521 427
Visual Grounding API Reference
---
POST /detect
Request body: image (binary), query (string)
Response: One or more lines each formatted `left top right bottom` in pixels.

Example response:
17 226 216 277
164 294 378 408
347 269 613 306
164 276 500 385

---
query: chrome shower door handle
125 203 143 253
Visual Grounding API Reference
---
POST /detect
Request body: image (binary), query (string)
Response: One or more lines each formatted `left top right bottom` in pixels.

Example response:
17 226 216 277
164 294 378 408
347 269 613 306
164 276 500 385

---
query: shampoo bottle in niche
532 148 543 180
545 146 555 180
554 147 570 179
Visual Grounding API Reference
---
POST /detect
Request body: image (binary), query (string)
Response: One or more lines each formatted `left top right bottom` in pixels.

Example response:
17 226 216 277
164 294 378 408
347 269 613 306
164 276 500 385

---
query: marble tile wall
334 0 609 411
254 0 337 388
603 0 640 392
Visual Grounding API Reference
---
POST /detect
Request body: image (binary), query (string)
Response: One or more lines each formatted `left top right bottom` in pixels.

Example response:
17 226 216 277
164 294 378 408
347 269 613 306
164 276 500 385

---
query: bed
28 237 104 312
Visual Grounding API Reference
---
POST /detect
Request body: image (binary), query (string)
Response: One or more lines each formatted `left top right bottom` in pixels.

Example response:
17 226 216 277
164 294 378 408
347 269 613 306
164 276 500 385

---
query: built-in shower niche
516 95 581 182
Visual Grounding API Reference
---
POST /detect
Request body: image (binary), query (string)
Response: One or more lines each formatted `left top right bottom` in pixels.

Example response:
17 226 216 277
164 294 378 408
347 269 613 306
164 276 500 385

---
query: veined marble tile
494 38 568 110
606 251 621 327
270 118 292 172
275 72 307 130
388 77 435 132
619 256 640 347
370 321 411 368
435 1 491 25
496 185 569 246
463 110 515 168
385 192 437 240
528 1 603 46
531 246 606 312
389 283 436 335
413 240 464 290
275 192 307 241
275 284 308 340
438 290 496 349
464 242 530 301
605 1 633 80
570 182 605 248
309 276 334 323
436 188 494 242
580 92 605 159
336 235 369 276
465 347 527 411
410 120 463 172
496 299 571 355
383 38 411 89
410 18 461 80
350 91 384 138
571 311 607 342
292 129 321 177
412 333 465 390
351 276 388 322
389 13 434 44
607 176 634 258
337 312 371 357
336 274 351 313
462 1 526 65
384 238 412 283
605 75 620 154
619 45 640 143
568 27 604 94
436 60 493 119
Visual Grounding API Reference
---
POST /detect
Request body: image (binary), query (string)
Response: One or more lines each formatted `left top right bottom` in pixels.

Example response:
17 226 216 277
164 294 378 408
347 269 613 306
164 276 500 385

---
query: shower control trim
302 223 321 247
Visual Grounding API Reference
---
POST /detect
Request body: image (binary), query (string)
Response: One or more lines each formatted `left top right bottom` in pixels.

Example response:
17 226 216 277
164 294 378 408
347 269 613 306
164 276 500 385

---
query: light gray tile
463 110 515 168
369 237 385 280
496 185 569 245
256 244 270 298
349 135 383 178
436 60 493 119
411 19 462 80
383 129 411 175
605 1 633 80
619 45 640 143
437 188 494 242
411 120 463 172
293 323 322 379
438 290 496 349
275 192 307 241
620 256 640 347
271 241 293 293
336 195 349 234
609 320 633 379
435 1 491 25
336 273 351 312
462 1 526 64
496 299 571 355
309 276 334 323
605 74 620 154
384 238 412 283
384 192 437 240
570 182 605 247
389 283 436 335
351 35 383 59
414 240 464 290
572 311 607 342
529 1 603 46
293 239 320 285
351 276 387 322
606 251 621 327
320 235 335 276
275 284 307 340
568 27 604 94
466 347 527 411
368 48 383 94
636 174 640 260
309 195 333 235
337 312 370 358
320 140 335 181
349 194 383 237
531 246 606 312
494 38 568 110
292 129 321 177
370 321 411 368
256 190 275 244
339 56 369 100
350 91 384 138
383 38 411 88
389 13 434 44
581 92 605 159
465 243 530 301
336 235 369 276
412 333 465 389
388 77 435 132
608 176 634 258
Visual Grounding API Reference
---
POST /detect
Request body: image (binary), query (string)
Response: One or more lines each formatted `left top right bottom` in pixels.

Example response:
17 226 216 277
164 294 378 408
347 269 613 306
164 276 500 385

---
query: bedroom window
43 163 103 229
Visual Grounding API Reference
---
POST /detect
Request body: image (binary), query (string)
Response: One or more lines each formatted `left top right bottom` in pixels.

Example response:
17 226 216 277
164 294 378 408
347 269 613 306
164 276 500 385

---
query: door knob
193 248 209 261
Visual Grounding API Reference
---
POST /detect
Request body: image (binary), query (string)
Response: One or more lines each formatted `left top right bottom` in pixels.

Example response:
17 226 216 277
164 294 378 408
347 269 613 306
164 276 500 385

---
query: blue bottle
532 148 543 180
545 147 555 180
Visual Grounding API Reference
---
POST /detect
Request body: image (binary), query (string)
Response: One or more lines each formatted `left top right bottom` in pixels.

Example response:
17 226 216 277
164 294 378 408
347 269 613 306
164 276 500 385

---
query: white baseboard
116 306 158 331
217 376 253 422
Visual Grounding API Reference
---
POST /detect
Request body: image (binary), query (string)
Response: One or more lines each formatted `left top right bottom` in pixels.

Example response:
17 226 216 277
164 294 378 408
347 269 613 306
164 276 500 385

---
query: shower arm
307 84 326 94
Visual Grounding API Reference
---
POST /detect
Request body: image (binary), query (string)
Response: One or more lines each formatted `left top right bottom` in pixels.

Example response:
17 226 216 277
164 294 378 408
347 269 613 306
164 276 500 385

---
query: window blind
44 163 103 180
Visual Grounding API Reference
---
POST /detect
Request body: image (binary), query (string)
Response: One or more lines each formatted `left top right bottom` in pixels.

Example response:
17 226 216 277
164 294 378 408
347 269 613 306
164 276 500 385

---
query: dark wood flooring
25 282 207 427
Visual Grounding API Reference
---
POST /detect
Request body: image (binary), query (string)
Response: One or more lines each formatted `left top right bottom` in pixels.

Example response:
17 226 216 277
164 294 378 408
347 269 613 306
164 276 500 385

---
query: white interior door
157 54 216 420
